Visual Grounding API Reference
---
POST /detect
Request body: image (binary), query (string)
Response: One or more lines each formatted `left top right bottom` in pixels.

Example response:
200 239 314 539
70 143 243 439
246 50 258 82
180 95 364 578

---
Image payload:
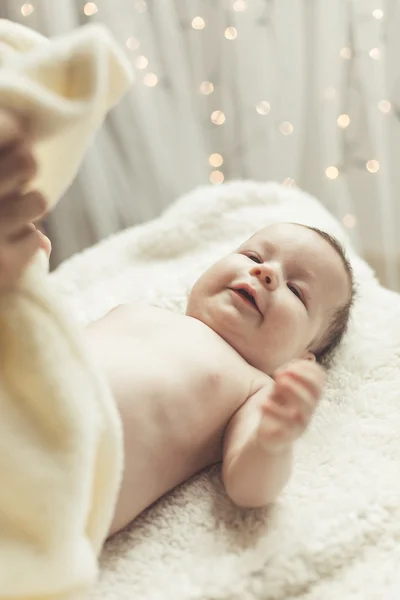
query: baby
0 110 354 537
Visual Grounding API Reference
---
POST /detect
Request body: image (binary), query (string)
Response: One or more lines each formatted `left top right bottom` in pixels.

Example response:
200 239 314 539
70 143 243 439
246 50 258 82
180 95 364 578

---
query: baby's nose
250 263 279 291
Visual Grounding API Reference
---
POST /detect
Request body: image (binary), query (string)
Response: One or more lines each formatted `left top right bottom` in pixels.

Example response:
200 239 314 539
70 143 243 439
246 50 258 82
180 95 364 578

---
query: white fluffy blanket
52 181 400 600
0 19 131 600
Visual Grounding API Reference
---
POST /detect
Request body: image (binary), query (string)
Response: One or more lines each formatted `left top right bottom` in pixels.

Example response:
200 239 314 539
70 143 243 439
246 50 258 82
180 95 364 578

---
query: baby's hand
0 109 47 290
256 361 325 453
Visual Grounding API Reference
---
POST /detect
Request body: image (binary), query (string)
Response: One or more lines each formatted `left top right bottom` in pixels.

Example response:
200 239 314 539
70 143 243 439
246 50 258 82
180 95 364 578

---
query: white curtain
1 0 399 289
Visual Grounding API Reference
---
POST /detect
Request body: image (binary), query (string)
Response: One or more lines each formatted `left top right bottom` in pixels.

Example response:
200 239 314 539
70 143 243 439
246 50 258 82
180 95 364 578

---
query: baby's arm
222 361 324 508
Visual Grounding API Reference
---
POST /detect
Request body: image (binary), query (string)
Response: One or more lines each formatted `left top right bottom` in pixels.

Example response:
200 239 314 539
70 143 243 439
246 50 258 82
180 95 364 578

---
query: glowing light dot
366 159 380 173
83 2 98 15
135 55 148 70
199 81 214 95
369 47 381 59
340 47 352 59
225 27 238 40
126 36 140 50
323 87 336 100
209 153 223 167
325 166 339 180
21 3 34 16
211 110 226 125
192 16 205 30
378 99 392 113
337 114 351 128
282 178 296 187
233 0 247 11
279 121 294 135
256 101 271 115
372 9 384 19
343 214 357 228
143 73 158 87
210 170 224 185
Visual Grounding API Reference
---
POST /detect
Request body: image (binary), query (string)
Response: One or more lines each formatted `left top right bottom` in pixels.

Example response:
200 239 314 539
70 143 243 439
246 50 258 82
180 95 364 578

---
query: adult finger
0 225 40 289
0 190 47 235
0 142 37 201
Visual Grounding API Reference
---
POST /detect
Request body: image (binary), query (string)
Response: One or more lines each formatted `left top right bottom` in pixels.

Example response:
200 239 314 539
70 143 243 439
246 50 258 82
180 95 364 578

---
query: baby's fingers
262 394 305 428
273 376 316 423
275 361 325 399
259 398 303 451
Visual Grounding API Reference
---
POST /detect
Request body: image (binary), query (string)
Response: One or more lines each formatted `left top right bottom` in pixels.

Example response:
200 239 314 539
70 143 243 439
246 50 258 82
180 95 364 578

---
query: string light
143 73 158 87
343 214 357 228
225 27 238 40
369 47 381 59
279 121 294 135
366 159 380 173
83 2 98 15
209 153 223 167
337 114 351 128
126 36 140 50
192 17 205 30
378 100 391 113
199 81 214 95
256 101 271 115
134 55 148 69
325 166 339 179
372 8 384 19
21 3 34 15
340 47 352 59
282 178 296 187
210 170 224 184
323 86 336 100
211 110 226 125
233 0 247 11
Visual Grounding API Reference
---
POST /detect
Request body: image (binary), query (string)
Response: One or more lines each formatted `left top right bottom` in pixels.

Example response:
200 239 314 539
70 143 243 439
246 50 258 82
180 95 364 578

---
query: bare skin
85 221 348 535
85 304 326 535
85 304 261 533
0 108 350 539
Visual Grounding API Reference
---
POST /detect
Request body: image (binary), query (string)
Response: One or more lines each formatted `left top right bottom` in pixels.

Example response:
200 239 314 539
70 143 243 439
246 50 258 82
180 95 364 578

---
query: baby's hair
306 227 355 367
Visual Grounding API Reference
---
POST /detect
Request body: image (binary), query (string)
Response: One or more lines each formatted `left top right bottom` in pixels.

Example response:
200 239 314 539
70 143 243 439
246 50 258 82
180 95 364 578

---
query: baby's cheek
278 304 307 345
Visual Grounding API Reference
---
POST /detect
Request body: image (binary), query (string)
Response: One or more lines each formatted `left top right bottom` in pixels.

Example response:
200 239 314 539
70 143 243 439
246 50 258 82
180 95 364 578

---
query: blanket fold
0 19 132 600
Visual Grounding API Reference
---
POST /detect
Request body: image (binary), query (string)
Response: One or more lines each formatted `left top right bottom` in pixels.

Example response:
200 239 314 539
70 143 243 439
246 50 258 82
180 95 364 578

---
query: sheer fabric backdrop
1 0 399 289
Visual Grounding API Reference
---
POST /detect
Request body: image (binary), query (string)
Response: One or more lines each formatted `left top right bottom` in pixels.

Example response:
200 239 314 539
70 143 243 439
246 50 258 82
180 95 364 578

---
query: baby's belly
108 386 225 533
84 303 251 533
120 410 222 516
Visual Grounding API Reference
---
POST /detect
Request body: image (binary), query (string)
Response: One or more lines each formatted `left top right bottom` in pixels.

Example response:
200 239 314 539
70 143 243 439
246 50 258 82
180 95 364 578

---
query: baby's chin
186 295 298 374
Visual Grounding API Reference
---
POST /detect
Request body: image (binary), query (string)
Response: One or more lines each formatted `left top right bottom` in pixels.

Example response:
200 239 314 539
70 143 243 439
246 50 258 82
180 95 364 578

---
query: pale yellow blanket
0 20 132 600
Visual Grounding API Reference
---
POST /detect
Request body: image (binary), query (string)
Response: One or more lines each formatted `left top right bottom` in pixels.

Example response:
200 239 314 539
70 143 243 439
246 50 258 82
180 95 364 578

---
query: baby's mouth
232 287 261 313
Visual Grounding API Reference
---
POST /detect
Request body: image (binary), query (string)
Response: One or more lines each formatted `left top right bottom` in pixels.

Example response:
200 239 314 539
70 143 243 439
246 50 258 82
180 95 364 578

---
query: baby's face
186 223 350 374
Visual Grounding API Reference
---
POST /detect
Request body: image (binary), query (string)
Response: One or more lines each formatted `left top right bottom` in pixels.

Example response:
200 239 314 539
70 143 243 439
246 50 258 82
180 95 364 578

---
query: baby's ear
302 351 316 362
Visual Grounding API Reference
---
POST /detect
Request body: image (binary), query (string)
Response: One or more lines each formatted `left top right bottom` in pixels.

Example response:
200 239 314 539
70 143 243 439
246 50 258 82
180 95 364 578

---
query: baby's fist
256 360 325 453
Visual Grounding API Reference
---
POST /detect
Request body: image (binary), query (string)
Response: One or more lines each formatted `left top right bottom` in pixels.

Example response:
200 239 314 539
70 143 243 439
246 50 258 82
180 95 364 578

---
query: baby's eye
287 283 304 304
246 252 262 264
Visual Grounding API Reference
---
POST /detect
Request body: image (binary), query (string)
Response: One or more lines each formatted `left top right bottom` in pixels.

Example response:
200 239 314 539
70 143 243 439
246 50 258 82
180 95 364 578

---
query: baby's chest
89 303 252 417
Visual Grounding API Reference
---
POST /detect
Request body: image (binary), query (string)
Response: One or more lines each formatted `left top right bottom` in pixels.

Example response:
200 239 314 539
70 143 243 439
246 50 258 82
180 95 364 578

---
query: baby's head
186 222 355 374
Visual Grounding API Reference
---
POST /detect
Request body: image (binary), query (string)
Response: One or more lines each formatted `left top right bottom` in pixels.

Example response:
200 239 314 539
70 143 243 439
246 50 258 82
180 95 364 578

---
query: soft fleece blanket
51 181 400 600
0 19 131 600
